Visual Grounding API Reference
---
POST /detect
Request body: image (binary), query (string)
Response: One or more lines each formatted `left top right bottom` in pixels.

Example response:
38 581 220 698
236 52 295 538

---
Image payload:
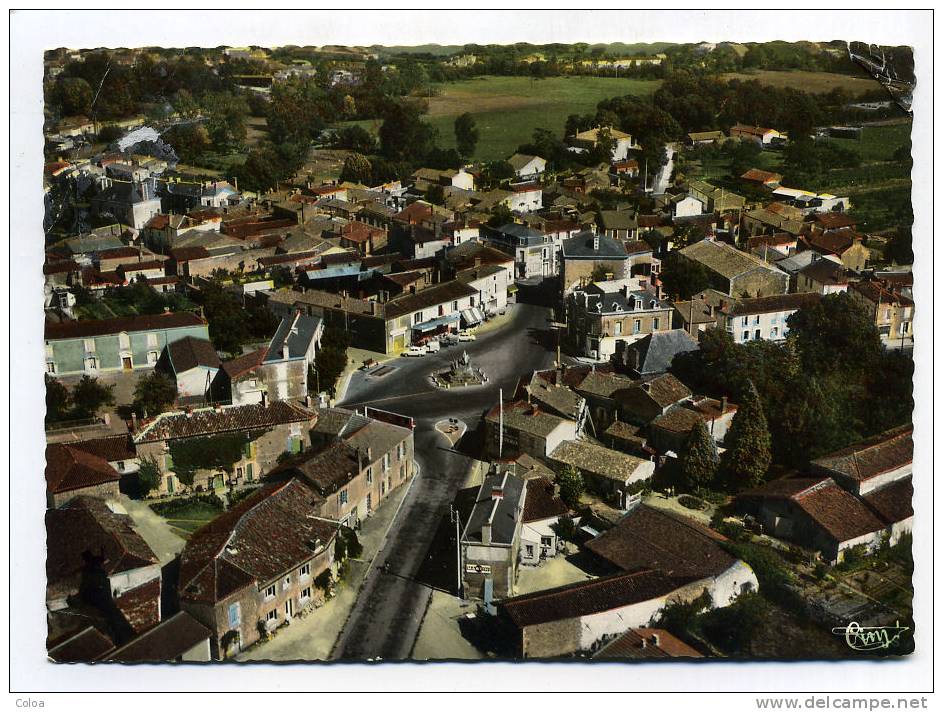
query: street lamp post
450 504 463 600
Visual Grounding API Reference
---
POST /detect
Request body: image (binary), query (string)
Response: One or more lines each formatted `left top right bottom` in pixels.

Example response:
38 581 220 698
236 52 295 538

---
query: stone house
848 281 915 351
45 443 122 508
560 232 631 294
271 407 415 527
548 440 655 507
519 476 569 567
132 399 318 496
679 239 789 298
461 470 527 601
567 280 673 361
648 396 738 454
483 400 578 460
177 479 340 659
802 230 871 273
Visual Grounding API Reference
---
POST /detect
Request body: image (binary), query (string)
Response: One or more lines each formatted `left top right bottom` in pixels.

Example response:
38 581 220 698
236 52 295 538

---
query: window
147 350 159 365
742 331 750 341
46 362 56 374
652 317 660 330
300 563 311 578
284 575 291 587
383 453 390 472
83 338 96 353
771 326 779 338
754 329 761 340
228 603 241 628
339 489 348 506
753 315 761 325
147 333 158 348
525 545 535 557
541 536 553 547
413 313 422 325
366 466 373 485
614 321 622 336
85 356 98 371
400 464 406 481
452 301 458 311
116 460 125 472
301 587 312 601
265 609 278 622
633 319 641 334
264 584 276 600
246 463 254 480
397 442 405 460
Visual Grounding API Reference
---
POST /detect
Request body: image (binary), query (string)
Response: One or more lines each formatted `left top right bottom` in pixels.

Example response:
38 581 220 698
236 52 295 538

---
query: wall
259 359 308 401
730 267 789 298
563 258 629 294
177 366 219 400
49 480 121 508
727 310 794 344
521 616 580 658
520 518 560 566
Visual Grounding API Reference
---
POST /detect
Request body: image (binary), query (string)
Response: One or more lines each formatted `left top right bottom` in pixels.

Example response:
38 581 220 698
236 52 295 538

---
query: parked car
457 331 476 342
441 334 459 346
425 340 441 354
402 346 425 357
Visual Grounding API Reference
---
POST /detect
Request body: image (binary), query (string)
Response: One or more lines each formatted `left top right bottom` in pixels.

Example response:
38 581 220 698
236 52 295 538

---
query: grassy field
154 501 224 540
721 69 880 96
344 75 661 162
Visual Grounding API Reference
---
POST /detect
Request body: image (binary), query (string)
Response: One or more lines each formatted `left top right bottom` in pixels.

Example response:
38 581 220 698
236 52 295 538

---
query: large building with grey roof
679 239 789 297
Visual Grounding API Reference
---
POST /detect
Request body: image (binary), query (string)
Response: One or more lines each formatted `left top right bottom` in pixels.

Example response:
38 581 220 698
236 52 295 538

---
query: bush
678 494 707 511
314 570 332 592
553 514 577 542
150 493 224 517
229 485 261 507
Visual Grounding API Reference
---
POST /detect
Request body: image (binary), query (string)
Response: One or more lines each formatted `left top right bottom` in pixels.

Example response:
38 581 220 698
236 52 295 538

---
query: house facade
716 292 821 344
45 312 210 377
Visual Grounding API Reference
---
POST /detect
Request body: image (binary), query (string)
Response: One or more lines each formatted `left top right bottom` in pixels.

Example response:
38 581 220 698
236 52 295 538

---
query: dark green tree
339 152 373 184
555 465 584 508
378 101 437 163
70 376 115 419
163 123 211 164
51 76 93 116
132 456 162 499
454 112 479 158
720 383 771 491
45 374 72 424
679 420 719 490
313 326 351 397
659 251 710 299
487 203 514 228
132 371 179 418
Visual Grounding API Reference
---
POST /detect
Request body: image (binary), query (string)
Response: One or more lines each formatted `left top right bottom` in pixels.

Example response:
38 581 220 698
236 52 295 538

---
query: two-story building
715 292 822 344
44 312 210 377
560 232 631 294
178 479 340 659
679 239 789 297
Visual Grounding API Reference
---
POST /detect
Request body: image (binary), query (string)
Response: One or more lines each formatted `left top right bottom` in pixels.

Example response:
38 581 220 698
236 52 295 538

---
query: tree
378 101 437 163
339 152 373 184
313 326 351 397
132 456 162 499
454 112 479 158
163 123 211 164
132 371 179 418
679 420 719 490
590 263 612 282
785 292 883 379
425 184 446 206
51 76 93 116
659 251 710 299
202 91 249 150
555 465 584 508
197 281 251 355
335 125 376 154
45 374 71 424
487 203 513 228
720 383 772 491
70 376 115 419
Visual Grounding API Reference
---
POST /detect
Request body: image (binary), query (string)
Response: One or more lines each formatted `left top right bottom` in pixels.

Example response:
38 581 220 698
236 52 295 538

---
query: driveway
331 301 559 660
112 495 186 565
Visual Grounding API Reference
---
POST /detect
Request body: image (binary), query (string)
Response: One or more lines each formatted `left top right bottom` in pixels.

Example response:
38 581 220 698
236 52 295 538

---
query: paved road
331 301 558 660
651 144 676 196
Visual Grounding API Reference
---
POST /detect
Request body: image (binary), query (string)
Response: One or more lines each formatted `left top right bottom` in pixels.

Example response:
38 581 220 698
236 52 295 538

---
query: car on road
457 331 476 342
402 346 425 357
425 340 441 354
440 334 459 346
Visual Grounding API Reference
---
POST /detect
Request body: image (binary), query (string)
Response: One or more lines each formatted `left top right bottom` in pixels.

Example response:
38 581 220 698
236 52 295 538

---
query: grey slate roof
264 313 322 363
461 471 526 545
562 231 628 259
626 330 699 376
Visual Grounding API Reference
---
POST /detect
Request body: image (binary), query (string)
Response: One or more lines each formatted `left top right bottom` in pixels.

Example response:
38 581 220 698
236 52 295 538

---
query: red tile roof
179 479 337 605
166 335 221 373
45 443 121 496
813 212 858 230
45 312 206 340
47 626 115 663
170 246 211 262
522 477 569 523
791 479 888 543
741 168 782 184
500 570 683 629
585 505 735 580
113 578 161 635
593 627 703 659
134 400 316 444
221 347 269 379
811 424 913 484
106 612 210 662
59 434 136 463
862 477 914 524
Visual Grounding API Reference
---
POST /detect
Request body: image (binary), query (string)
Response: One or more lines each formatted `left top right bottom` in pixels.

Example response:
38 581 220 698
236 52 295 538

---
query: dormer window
612 303 621 312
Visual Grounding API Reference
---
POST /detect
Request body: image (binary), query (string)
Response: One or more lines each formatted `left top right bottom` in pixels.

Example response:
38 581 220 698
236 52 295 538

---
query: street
331 300 558 659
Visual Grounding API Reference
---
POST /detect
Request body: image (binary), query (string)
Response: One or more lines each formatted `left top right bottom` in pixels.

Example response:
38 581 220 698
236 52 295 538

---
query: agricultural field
721 69 880 96
344 75 661 162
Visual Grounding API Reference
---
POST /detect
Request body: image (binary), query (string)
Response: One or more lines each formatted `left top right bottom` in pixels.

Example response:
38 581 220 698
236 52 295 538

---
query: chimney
474 257 482 268
304 394 312 408
261 391 268 408
641 638 648 649
651 633 660 647
367 446 373 462
130 412 138 430
721 396 728 413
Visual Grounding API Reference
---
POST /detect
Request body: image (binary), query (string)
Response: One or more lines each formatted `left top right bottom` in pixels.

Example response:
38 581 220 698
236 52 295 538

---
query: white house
158 336 222 403
508 153 547 180
456 263 511 314
570 127 638 161
508 182 543 213
716 292 822 344
674 195 705 218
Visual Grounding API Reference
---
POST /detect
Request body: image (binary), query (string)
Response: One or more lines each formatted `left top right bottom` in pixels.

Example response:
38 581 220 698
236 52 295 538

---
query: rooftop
133 400 315 444
462 471 526 545
680 239 784 281
166 336 221 374
45 312 206 341
264 313 322 363
549 440 649 483
45 443 122 496
811 424 913 484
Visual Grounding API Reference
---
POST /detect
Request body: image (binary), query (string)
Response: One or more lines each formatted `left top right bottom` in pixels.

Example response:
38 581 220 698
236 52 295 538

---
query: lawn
150 499 224 540
721 69 880 96
343 75 661 162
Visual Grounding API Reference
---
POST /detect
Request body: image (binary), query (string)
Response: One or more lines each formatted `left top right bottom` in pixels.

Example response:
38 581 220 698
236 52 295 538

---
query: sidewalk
411 591 484 661
236 478 412 661
333 346 395 404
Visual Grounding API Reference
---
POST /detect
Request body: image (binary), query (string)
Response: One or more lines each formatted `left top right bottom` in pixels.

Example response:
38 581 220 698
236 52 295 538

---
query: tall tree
555 465 584 508
379 101 437 163
70 376 115 420
45 375 71 424
132 371 179 418
454 112 479 158
659 251 710 299
679 420 719 490
340 152 373 184
720 382 772 491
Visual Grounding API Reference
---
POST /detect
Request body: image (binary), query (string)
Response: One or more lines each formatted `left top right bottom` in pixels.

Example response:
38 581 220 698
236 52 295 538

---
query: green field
150 500 223 540
345 75 661 162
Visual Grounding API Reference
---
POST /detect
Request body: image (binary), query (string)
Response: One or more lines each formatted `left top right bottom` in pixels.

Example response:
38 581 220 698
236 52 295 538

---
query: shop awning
460 308 485 328
412 314 460 333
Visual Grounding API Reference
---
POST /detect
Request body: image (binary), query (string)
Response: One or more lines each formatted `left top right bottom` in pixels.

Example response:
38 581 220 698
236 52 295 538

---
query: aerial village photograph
8 7 934 705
